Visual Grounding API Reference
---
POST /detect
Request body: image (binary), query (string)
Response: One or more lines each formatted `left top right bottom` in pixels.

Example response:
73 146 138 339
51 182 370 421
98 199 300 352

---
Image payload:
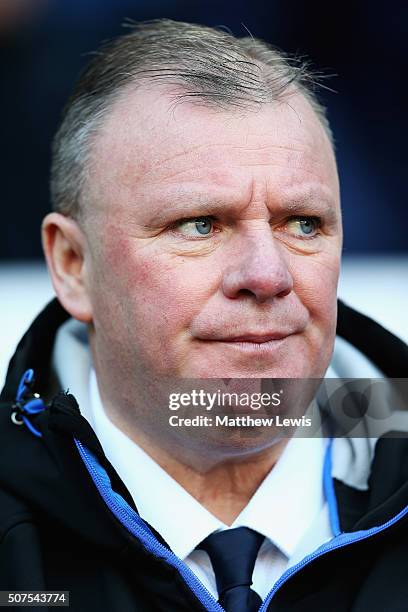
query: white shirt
87 369 332 600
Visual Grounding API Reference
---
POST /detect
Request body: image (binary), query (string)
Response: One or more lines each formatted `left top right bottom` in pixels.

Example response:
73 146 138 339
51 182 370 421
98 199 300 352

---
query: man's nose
221 229 293 303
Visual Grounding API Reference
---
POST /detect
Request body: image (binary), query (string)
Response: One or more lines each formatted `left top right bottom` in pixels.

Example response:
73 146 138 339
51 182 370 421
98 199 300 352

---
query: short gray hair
50 18 333 218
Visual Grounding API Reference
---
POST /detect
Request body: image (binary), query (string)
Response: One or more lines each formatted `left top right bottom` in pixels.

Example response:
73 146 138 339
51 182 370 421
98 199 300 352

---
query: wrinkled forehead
86 84 339 216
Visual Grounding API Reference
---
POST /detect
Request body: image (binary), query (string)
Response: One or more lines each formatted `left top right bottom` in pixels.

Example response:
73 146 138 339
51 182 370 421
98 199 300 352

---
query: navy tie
198 527 264 612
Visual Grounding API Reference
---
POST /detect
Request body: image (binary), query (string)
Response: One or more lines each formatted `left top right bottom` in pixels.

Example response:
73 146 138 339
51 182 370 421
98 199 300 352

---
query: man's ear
42 212 93 322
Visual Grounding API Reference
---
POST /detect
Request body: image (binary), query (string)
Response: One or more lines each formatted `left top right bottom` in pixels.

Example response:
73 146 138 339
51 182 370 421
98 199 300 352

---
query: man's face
82 86 342 385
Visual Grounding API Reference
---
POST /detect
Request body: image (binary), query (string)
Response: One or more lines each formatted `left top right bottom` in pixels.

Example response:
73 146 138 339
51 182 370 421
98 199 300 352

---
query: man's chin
164 425 286 470
181 363 322 379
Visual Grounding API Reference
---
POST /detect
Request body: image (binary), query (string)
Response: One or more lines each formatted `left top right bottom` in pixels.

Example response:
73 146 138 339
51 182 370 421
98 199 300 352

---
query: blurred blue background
1 0 407 258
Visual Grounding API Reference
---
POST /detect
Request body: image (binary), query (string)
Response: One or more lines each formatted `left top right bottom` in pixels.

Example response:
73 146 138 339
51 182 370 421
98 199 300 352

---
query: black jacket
1 298 408 612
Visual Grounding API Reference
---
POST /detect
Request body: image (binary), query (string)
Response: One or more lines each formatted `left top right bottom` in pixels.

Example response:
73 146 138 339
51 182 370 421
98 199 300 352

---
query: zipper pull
11 369 46 438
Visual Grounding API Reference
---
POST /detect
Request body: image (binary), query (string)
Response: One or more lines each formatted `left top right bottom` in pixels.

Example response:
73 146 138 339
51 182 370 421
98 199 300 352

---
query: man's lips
195 329 295 342
215 333 290 343
192 329 300 360
194 332 294 356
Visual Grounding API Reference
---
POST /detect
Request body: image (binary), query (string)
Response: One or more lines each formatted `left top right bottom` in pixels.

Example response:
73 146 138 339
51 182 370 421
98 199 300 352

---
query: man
1 19 407 612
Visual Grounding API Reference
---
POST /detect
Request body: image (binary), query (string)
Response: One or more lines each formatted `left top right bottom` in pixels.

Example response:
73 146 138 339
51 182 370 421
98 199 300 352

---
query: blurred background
1 0 407 384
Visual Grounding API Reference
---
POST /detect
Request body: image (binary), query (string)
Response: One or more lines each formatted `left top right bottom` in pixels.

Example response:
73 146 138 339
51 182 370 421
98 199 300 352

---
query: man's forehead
89 84 338 208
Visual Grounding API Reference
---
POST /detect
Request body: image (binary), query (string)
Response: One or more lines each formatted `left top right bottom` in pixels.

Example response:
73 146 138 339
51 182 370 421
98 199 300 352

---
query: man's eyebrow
140 190 339 225
278 196 339 221
140 195 237 225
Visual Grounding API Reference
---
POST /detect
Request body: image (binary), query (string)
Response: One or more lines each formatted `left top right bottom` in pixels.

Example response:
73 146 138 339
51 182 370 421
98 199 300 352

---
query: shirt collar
232 435 327 558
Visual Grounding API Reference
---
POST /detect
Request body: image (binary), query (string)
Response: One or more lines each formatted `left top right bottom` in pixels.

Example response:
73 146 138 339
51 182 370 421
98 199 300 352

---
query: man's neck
158 441 288 524
101 406 288 525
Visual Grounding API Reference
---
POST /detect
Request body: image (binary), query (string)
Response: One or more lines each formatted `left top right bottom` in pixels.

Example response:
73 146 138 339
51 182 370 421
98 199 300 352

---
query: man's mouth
217 333 289 343
198 331 295 354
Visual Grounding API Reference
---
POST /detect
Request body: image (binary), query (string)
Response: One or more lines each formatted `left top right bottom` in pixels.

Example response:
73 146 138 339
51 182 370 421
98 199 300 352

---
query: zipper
259 503 408 610
76 437 408 612
259 437 408 610
75 439 224 612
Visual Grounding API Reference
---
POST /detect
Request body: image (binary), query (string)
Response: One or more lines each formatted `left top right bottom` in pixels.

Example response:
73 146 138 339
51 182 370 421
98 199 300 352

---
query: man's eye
286 216 321 238
175 216 215 237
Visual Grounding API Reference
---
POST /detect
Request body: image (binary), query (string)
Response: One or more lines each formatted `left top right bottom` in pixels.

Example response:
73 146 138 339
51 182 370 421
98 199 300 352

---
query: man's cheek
111 257 198 342
290 262 338 347
292 256 339 305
